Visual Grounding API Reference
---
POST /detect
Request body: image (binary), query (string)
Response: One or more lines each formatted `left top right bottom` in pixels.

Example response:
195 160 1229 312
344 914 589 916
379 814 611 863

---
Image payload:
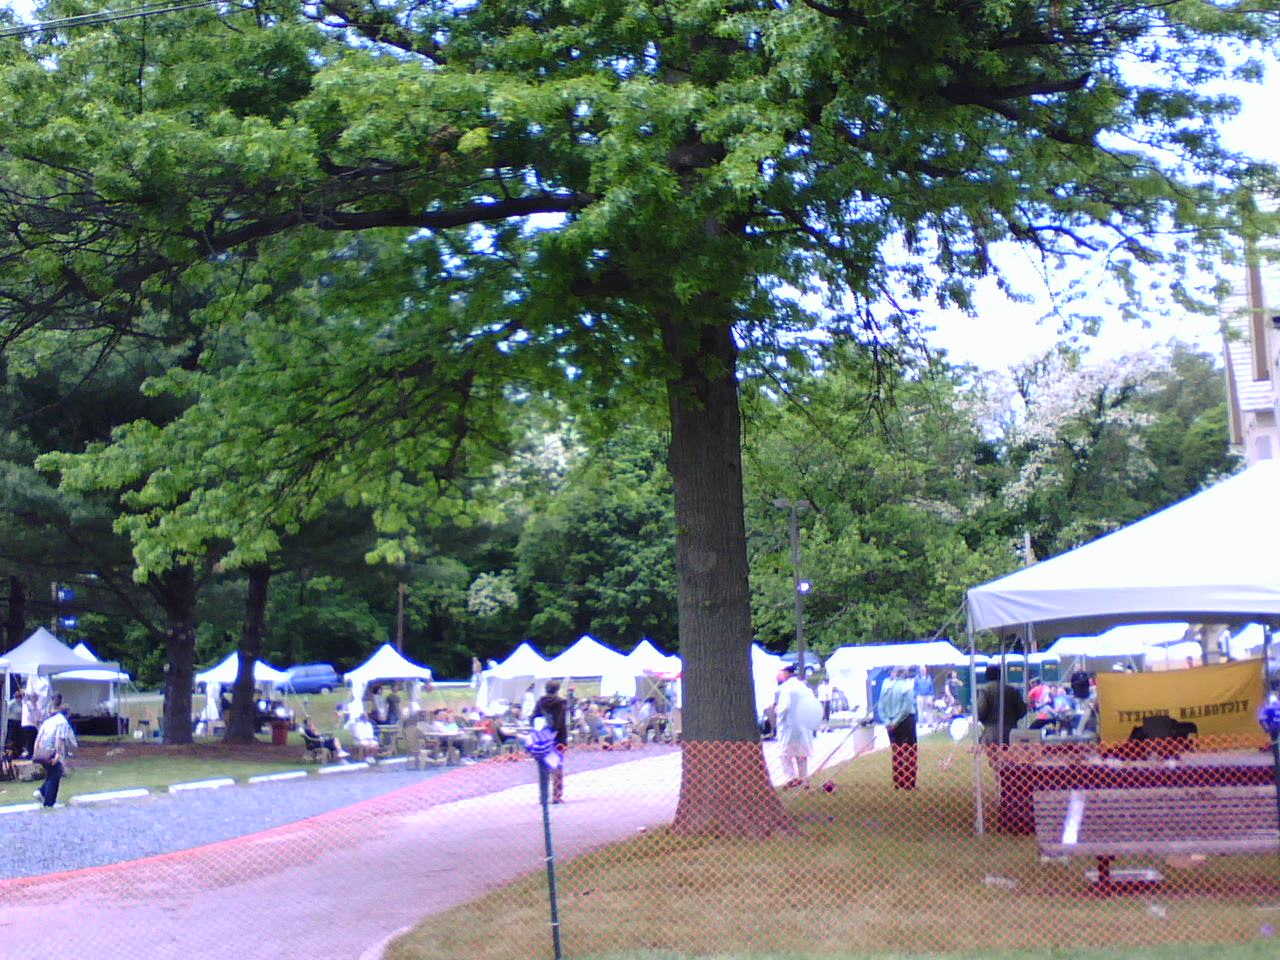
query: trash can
270 718 291 746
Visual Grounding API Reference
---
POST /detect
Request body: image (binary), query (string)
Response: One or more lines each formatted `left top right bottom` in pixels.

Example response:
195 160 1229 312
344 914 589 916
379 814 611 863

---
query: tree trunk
225 565 271 743
664 316 791 836
159 565 198 745
5 576 25 651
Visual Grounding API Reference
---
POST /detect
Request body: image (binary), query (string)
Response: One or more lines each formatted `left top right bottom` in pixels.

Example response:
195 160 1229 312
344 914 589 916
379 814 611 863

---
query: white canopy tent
968 461 1280 637
752 643 786 722
1228 623 1268 660
965 461 1280 834
2 628 125 752
625 639 683 712
344 643 433 708
53 642 132 719
476 642 548 713
824 640 971 717
537 635 633 698
1043 622 1190 673
626 639 682 675
195 652 290 687
194 653 291 733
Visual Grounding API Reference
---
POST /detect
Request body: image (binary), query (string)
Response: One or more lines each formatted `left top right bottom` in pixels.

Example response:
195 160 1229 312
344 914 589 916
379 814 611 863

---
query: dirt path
0 731 877 958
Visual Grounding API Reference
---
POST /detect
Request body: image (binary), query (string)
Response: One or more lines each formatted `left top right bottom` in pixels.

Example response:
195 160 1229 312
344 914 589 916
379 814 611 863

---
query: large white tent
476 642 548 713
538 635 633 698
968 461 1280 637
752 643 786 722
1 628 125 750
53 641 131 720
2 627 104 677
344 643 433 707
626 639 682 675
965 462 1280 836
824 640 970 716
195 652 290 687
1043 623 1189 662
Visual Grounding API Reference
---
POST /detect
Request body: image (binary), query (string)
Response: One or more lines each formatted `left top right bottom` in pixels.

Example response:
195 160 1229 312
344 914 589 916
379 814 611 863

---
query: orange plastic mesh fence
3 729 1279 959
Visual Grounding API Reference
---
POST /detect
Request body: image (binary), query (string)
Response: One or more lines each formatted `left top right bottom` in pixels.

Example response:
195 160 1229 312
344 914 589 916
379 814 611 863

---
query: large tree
2 0 1275 830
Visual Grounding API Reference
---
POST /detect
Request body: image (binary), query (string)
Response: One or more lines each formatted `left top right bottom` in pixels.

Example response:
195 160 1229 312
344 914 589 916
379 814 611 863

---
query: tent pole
1 665 9 763
968 612 984 837
1263 624 1280 836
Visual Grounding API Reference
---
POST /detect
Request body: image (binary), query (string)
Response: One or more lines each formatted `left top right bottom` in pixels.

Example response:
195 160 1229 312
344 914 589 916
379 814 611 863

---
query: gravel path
0 745 678 881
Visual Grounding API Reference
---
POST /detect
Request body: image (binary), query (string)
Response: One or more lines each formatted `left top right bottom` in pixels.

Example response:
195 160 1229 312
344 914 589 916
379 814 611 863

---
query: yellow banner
1097 659 1266 744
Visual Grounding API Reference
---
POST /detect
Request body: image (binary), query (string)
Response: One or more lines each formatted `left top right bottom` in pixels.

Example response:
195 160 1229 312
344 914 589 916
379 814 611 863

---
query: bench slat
1033 784 1280 860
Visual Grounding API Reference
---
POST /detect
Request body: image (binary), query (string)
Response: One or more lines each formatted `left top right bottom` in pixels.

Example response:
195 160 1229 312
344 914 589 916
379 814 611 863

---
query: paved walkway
0 729 880 958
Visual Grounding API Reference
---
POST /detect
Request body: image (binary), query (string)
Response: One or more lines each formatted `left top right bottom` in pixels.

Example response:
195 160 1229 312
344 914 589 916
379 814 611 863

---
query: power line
0 1 242 40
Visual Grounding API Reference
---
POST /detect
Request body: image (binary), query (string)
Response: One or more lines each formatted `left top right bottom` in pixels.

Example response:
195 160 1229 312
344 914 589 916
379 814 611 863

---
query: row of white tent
478 636 682 713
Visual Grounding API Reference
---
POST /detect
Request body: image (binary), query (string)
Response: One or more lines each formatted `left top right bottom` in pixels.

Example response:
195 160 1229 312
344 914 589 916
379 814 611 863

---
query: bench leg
1096 855 1114 893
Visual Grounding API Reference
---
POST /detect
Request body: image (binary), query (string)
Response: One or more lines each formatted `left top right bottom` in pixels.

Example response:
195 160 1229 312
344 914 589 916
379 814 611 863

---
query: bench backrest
1034 785 1280 855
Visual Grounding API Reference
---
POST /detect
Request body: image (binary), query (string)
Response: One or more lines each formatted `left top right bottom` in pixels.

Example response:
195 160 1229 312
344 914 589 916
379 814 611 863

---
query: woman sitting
301 716 349 761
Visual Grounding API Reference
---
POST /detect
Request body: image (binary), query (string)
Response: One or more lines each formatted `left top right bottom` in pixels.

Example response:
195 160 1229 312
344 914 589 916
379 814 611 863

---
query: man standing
816 677 833 732
32 705 77 807
19 689 42 759
775 664 818 789
976 664 1027 746
532 680 569 803
913 666 935 732
878 667 918 790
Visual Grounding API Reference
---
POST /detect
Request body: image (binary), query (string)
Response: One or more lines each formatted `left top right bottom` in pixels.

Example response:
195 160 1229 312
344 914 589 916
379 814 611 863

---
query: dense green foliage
0 331 1236 683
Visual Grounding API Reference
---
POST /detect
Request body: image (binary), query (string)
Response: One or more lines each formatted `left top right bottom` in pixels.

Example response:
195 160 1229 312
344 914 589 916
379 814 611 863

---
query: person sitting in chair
426 708 470 762
350 712 381 762
301 716 349 761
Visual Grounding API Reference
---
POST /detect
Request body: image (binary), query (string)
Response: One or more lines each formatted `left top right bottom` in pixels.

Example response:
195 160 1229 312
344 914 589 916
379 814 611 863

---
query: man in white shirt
351 713 380 762
775 664 818 788
20 690 42 759
33 706 77 807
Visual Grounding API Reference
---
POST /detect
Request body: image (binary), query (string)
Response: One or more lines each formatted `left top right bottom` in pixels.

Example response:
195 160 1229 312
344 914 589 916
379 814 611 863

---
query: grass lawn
1 682 491 808
0 739 312 807
387 734 1280 959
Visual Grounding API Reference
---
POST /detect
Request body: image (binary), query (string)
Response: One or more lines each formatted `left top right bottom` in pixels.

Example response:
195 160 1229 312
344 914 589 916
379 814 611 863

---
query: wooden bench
1034 785 1280 888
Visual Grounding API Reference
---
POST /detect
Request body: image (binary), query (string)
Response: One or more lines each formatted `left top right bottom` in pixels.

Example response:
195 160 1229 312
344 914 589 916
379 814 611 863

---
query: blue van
283 663 341 695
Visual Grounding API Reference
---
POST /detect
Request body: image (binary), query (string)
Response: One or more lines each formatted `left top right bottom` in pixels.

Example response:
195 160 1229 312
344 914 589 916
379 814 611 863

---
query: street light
773 497 810 676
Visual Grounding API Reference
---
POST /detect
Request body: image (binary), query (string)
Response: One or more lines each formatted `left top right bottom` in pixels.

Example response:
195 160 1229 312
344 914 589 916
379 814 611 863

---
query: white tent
344 643 433 708
195 652 290 687
1 628 124 750
965 463 1280 837
752 643 786 722
52 641 131 719
477 642 548 713
626 639 682 675
968 461 1280 636
1043 623 1189 661
824 640 971 716
59 642 131 683
538 635 633 698
1228 623 1267 660
2 627 104 677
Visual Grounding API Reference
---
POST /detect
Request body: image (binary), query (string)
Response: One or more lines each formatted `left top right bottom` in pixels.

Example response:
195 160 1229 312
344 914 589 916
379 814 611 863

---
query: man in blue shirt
877 667 918 791
914 666 936 732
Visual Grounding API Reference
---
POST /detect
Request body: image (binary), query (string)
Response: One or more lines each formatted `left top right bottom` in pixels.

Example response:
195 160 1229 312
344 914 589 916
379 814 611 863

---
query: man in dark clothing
976 664 1026 746
532 680 569 803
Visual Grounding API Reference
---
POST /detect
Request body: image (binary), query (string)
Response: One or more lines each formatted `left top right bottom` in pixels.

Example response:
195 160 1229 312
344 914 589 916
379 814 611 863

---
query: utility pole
773 498 811 675
395 582 406 653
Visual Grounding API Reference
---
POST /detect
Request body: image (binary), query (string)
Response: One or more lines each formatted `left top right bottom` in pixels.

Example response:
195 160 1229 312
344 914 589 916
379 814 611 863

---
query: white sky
926 75 1280 371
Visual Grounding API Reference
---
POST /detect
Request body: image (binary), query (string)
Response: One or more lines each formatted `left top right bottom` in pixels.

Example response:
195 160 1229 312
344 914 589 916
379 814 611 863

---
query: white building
1224 258 1280 464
